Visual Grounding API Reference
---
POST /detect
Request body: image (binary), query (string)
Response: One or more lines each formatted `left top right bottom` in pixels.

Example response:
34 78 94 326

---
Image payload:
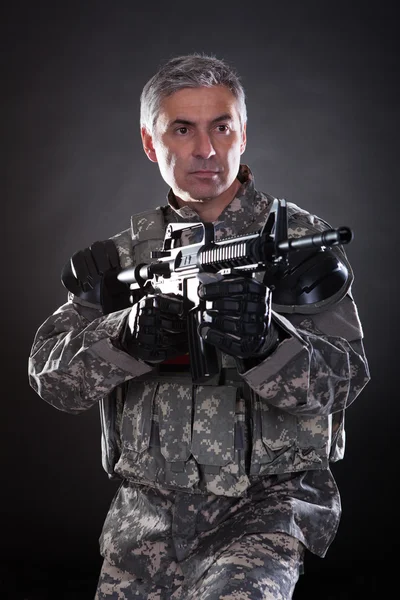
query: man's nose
192 132 216 159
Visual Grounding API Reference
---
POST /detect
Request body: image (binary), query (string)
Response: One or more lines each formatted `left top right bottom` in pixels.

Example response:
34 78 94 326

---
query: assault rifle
117 199 353 383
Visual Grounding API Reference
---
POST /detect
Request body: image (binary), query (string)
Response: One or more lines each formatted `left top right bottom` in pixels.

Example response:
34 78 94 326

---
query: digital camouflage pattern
28 165 370 597
97 469 337 588
95 531 303 599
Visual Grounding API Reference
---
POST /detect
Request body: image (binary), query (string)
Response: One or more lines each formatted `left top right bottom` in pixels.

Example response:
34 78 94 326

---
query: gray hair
140 53 247 135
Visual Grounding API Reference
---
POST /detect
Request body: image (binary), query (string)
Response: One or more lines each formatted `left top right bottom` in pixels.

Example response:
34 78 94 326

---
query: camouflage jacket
28 165 370 500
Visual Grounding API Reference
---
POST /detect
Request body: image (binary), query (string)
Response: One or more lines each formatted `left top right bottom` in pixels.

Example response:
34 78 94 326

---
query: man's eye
216 125 229 132
176 127 188 135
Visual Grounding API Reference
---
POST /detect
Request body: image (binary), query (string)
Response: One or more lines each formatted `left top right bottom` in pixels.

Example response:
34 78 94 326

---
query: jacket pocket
116 380 200 491
191 385 236 466
120 380 155 454
294 415 330 470
251 393 297 475
157 383 200 490
251 391 330 475
116 380 162 485
191 385 250 496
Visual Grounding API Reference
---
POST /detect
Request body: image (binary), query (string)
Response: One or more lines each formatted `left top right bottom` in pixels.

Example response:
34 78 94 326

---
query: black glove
197 273 278 360
120 293 194 364
61 240 131 315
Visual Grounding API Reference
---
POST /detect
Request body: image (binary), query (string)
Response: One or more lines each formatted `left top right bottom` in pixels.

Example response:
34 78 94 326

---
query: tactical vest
99 202 346 496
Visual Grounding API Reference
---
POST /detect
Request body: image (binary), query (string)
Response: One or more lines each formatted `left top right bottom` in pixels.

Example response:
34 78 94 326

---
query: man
28 54 370 599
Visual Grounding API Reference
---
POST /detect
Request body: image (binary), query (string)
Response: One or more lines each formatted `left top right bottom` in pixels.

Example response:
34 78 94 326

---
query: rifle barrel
277 227 353 252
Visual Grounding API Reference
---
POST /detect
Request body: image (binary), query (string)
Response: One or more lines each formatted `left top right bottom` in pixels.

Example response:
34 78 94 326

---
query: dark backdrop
2 2 398 598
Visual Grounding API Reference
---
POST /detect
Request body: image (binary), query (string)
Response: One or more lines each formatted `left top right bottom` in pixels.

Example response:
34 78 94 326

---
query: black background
2 1 399 598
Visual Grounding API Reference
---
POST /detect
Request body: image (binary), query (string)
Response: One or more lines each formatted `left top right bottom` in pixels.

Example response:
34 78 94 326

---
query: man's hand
120 293 194 364
197 273 277 360
61 240 131 314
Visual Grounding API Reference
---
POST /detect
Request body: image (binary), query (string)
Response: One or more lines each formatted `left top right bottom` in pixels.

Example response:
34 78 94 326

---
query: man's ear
141 127 158 163
240 122 247 155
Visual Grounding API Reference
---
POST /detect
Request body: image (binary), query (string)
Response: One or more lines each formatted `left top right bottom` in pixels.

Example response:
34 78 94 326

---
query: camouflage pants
95 532 304 599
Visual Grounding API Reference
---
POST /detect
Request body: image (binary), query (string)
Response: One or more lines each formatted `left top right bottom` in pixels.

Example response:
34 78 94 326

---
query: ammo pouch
114 367 252 497
112 362 333 497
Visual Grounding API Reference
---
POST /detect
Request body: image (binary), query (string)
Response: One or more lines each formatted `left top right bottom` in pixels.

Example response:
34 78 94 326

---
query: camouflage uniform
28 165 370 599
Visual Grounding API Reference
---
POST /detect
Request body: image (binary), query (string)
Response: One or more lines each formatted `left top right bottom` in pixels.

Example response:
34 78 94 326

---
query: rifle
117 199 353 384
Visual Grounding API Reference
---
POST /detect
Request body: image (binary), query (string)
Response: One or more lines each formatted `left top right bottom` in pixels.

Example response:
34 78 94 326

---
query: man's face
141 85 247 203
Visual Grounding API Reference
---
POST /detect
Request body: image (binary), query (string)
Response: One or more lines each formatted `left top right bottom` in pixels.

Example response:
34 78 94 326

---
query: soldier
28 54 370 599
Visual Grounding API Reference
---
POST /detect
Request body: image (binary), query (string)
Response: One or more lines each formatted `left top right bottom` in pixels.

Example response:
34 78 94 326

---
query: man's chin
186 191 221 203
182 180 225 202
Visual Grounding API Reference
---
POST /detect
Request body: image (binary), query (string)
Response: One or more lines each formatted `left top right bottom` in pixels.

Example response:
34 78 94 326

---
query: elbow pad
264 247 353 314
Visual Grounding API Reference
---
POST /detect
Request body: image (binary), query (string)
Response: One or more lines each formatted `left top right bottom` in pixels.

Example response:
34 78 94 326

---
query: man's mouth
190 170 220 176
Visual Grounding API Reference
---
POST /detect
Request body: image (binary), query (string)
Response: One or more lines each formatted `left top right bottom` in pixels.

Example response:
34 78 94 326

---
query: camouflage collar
166 165 269 238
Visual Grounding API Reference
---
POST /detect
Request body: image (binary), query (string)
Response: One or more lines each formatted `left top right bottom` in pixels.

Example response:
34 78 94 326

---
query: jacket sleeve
241 289 370 417
241 205 370 417
28 292 153 414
